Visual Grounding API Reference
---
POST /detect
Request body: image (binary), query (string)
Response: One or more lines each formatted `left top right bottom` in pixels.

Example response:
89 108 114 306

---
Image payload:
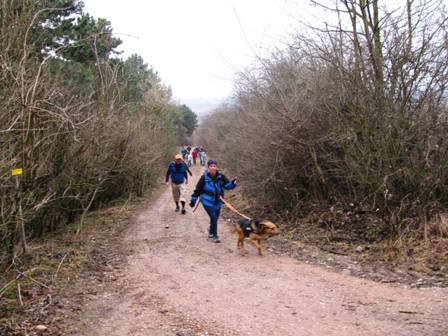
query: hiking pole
219 196 251 220
192 196 201 213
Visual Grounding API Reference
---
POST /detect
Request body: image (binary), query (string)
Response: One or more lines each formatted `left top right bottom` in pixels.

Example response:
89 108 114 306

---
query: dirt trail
68 166 448 336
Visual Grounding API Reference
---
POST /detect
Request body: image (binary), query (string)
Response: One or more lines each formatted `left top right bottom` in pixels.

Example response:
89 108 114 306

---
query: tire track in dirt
69 166 448 336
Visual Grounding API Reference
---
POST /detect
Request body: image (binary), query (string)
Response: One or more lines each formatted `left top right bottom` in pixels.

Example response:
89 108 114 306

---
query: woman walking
190 160 238 243
199 146 207 166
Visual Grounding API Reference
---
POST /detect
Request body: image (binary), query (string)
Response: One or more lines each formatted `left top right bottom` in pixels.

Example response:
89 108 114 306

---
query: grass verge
0 190 159 335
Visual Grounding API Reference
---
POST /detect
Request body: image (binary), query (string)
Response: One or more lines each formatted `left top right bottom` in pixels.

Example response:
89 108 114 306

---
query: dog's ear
260 220 277 234
260 220 278 230
252 219 261 227
251 219 263 231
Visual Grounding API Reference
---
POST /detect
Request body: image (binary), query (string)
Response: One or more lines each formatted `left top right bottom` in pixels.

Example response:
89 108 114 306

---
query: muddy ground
39 166 448 336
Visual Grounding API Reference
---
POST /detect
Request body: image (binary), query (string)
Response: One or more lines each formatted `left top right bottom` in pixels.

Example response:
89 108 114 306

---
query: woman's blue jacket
191 170 236 209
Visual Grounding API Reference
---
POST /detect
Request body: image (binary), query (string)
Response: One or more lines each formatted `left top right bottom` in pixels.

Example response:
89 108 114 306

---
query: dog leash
220 196 251 220
192 195 251 220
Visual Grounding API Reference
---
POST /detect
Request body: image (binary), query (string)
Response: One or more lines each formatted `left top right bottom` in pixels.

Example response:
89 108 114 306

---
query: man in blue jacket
181 146 188 160
166 154 192 215
190 160 238 243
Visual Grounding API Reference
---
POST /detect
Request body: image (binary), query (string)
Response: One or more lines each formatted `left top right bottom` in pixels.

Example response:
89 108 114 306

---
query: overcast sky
82 1 447 115
83 0 312 113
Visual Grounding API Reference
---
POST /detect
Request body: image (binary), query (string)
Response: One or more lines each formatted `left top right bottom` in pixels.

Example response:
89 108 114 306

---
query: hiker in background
187 150 193 166
190 160 238 243
181 146 188 160
192 148 198 165
166 154 192 217
199 146 207 166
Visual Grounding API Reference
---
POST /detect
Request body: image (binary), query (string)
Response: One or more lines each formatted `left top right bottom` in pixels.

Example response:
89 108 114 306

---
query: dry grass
0 191 152 333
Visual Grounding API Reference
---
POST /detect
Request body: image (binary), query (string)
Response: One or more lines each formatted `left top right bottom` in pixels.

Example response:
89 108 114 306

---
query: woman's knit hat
207 159 217 166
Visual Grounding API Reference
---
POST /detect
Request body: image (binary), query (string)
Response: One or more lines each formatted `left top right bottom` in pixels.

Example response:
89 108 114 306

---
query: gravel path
69 166 448 336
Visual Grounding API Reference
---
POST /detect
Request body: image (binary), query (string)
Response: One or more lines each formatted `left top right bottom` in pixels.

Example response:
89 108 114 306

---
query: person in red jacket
192 148 198 165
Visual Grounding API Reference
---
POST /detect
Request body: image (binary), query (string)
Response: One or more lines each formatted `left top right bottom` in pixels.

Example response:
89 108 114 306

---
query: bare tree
197 0 448 239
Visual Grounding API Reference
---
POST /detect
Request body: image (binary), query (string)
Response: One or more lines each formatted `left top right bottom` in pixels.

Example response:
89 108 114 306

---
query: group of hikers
165 148 238 243
181 145 207 167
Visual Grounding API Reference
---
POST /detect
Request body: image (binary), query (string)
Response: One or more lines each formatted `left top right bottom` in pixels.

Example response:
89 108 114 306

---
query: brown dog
235 219 278 255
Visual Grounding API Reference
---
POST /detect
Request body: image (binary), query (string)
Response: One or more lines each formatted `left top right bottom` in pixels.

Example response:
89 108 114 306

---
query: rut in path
69 166 448 336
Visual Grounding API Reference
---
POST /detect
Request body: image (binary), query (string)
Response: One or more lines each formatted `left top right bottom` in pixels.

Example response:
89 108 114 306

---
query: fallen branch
0 266 41 298
52 253 67 284
17 283 23 306
77 182 102 235
15 270 49 289
119 193 132 214
320 247 349 256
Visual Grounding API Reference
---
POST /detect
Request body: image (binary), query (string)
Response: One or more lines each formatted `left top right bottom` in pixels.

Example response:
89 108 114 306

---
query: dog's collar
239 219 258 237
249 219 262 234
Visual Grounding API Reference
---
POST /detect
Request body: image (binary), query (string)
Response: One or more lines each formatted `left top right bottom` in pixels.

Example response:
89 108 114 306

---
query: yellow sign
11 168 23 176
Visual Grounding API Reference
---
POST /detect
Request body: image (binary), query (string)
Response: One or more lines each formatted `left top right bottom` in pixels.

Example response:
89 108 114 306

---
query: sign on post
11 168 23 176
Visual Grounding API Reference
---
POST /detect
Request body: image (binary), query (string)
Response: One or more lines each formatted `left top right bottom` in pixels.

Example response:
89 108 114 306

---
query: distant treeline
0 0 197 265
198 0 448 240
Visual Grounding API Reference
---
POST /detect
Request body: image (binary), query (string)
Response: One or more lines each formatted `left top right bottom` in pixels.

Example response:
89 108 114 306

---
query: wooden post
12 168 26 254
